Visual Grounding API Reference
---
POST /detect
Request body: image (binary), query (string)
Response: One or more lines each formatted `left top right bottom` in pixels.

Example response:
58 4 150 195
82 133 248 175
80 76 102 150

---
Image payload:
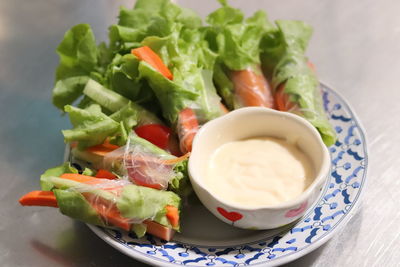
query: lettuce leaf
140 27 223 124
104 54 156 106
40 163 79 191
267 20 336 146
83 79 161 125
55 24 98 81
261 20 312 79
62 104 119 148
205 2 274 71
52 76 89 110
117 184 180 229
54 189 105 226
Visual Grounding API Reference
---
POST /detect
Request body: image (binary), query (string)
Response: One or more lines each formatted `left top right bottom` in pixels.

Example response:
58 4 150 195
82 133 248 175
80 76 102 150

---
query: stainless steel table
1 0 398 266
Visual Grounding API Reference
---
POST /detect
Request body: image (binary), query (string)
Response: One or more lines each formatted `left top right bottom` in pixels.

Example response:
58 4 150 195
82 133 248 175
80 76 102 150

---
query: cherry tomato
135 124 171 150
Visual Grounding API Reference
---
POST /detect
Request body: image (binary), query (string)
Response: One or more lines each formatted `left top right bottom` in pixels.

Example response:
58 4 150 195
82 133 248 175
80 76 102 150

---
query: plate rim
85 82 369 267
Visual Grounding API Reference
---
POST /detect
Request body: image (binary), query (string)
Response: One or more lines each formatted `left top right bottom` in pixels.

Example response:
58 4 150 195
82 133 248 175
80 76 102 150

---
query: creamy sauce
205 137 314 207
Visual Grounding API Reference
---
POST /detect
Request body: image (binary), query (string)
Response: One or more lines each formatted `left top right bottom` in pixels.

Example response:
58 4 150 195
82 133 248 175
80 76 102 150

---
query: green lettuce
62 104 119 148
52 76 89 110
205 0 274 71
40 163 79 191
105 54 155 105
117 185 180 230
265 20 336 146
41 170 181 232
54 189 105 226
140 28 223 124
204 0 275 109
83 79 161 125
55 24 98 81
261 20 312 79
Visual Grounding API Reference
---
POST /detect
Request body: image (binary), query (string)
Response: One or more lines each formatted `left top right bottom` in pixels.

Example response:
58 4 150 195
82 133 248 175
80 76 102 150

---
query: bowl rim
188 107 331 211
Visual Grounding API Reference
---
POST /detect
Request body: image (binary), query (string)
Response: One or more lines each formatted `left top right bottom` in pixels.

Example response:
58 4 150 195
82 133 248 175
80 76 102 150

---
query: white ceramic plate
81 83 368 266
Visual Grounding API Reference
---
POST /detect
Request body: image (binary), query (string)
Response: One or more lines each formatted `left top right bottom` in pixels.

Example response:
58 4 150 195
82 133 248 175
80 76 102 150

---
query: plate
82 83 368 266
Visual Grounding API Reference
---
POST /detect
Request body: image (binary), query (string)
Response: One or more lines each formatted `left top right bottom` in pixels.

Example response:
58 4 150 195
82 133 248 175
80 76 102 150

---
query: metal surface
0 0 398 266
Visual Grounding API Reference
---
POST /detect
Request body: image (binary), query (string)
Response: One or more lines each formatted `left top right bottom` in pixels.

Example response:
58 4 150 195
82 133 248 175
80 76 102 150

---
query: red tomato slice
135 124 171 150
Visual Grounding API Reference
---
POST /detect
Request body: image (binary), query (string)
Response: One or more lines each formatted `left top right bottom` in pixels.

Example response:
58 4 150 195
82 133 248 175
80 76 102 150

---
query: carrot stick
86 140 119 157
230 65 275 108
95 169 117 180
60 173 105 185
132 46 173 80
177 108 199 153
19 191 58 207
165 205 179 228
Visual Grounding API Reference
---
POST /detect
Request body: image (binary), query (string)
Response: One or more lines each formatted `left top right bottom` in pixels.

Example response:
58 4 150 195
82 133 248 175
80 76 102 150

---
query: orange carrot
144 220 175 241
165 205 179 228
177 108 199 153
95 169 117 180
60 173 105 185
132 46 173 80
19 191 58 207
230 65 275 108
86 140 119 157
60 173 123 193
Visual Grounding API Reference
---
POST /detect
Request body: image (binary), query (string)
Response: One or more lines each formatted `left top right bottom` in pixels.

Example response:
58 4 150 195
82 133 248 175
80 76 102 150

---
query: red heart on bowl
285 201 308 218
217 207 243 222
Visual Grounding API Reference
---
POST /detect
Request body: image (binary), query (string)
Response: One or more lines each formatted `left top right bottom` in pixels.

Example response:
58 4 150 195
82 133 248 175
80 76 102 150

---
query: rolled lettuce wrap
129 1 225 153
205 0 275 109
20 163 181 241
261 20 336 146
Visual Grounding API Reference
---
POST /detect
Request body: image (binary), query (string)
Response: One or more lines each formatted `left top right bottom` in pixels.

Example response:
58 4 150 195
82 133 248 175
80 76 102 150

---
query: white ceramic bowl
188 107 331 230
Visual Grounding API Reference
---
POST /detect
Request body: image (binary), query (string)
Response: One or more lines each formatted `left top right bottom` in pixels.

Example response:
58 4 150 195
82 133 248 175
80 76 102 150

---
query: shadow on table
31 222 150 267
28 202 364 267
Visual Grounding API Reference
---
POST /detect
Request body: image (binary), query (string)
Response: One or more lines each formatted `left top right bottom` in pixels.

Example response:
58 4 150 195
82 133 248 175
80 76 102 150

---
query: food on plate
204 137 314 207
19 163 180 240
261 20 336 146
205 1 275 109
20 0 336 241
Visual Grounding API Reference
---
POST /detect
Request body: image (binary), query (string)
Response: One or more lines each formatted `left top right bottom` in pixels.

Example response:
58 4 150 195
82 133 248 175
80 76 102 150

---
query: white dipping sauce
205 137 314 207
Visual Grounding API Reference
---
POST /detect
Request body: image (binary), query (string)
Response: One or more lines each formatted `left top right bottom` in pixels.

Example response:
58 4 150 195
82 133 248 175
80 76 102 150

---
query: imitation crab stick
19 191 58 207
176 108 199 153
274 83 298 112
230 65 275 108
144 220 175 241
83 192 131 231
132 46 173 80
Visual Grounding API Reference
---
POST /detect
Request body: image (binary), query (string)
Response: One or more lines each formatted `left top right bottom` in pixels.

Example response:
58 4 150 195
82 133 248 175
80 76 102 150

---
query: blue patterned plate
85 83 368 266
